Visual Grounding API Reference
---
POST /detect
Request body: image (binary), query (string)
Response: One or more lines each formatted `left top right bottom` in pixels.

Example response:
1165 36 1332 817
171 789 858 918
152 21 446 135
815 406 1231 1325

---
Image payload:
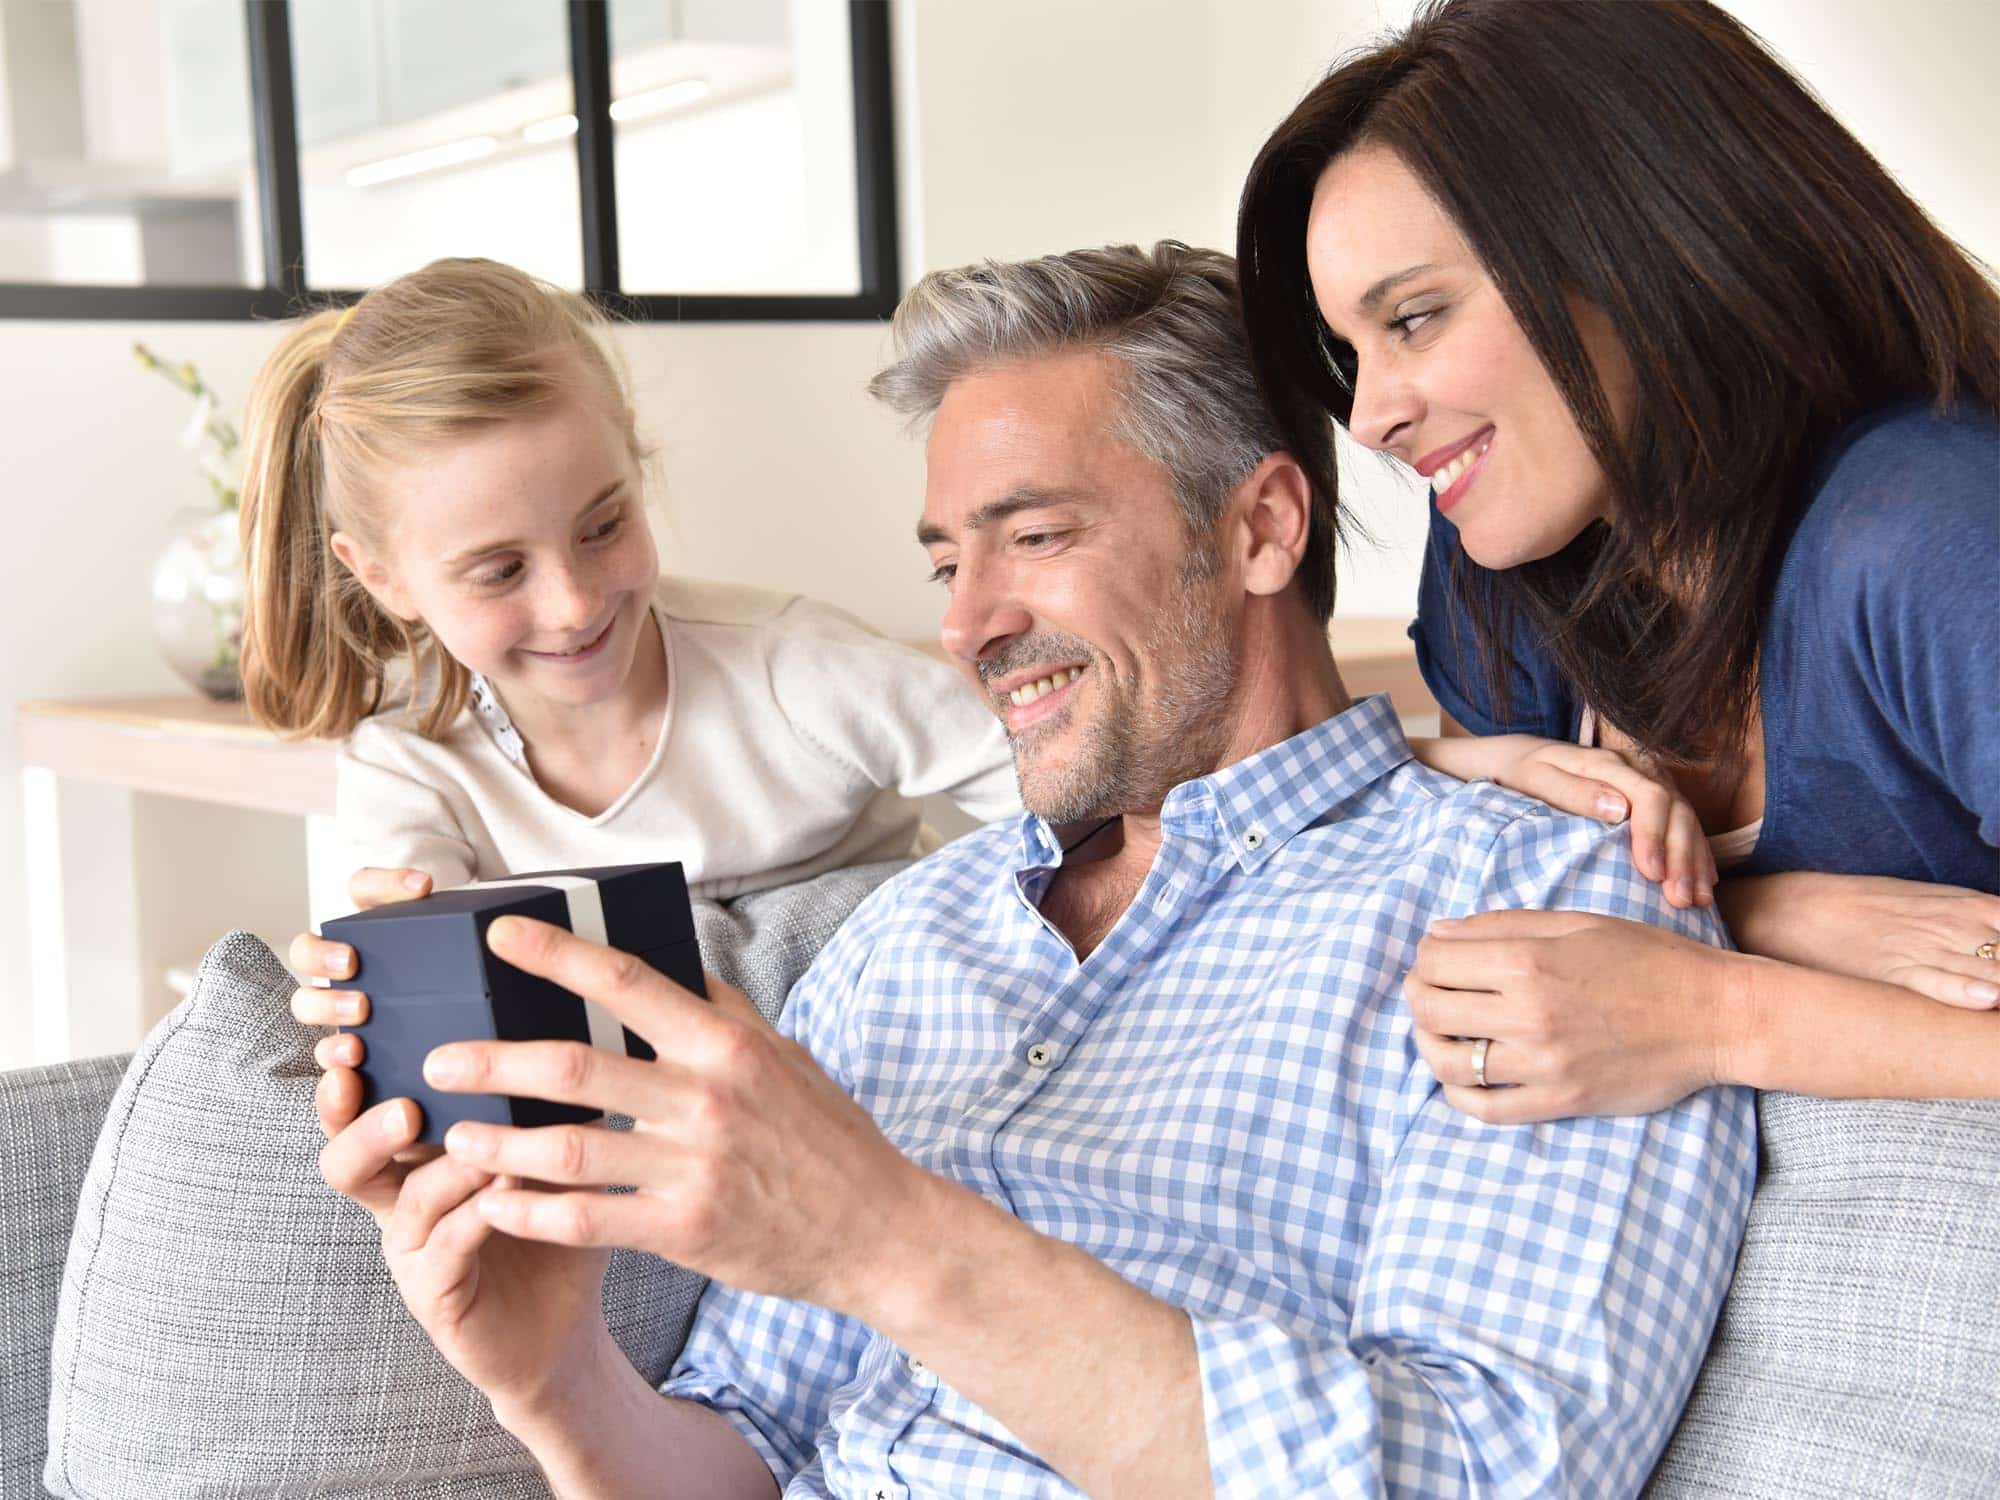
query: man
305 243 1753 1496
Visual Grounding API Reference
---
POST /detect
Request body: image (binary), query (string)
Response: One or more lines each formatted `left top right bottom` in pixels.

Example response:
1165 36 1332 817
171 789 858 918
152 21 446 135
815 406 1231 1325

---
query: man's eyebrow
915 486 1080 547
1356 262 1442 316
442 480 624 569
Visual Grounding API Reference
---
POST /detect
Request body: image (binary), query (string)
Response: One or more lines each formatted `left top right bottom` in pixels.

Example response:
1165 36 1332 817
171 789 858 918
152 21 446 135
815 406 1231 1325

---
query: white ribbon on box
452 874 629 1055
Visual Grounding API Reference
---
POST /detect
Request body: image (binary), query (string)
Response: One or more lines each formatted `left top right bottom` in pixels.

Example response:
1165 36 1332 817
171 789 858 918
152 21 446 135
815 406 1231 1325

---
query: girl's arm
335 730 478 889
768 600 1021 822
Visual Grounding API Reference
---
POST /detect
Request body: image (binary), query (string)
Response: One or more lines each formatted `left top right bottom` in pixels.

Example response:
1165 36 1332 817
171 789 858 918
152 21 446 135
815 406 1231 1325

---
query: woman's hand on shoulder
1404 909 1743 1121
1718 871 2000 1009
1408 733 1716 907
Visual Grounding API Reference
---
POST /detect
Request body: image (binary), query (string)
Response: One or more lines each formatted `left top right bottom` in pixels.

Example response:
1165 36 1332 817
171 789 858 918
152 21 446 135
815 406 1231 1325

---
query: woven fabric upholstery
1647 1092 2000 1499
42 858 902 1499
1 1054 128 1499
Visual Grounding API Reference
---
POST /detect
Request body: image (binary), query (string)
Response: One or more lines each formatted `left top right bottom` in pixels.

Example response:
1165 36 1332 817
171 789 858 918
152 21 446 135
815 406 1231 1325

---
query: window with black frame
0 0 897 321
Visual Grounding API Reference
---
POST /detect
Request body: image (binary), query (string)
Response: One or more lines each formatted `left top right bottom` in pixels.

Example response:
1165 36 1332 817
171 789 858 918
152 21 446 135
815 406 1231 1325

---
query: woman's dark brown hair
1239 0 2000 766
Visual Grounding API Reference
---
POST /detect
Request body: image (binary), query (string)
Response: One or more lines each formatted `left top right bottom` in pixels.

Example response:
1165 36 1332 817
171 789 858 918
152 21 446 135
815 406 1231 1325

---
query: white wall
0 0 1991 1068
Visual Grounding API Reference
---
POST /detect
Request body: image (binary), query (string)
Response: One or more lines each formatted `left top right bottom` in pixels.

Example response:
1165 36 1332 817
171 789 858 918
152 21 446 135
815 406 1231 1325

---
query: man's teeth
1008 666 1083 706
1433 436 1491 492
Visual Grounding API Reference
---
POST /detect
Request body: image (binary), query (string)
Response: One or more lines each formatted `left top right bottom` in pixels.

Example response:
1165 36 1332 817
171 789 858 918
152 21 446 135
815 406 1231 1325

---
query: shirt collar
1014 693 1413 874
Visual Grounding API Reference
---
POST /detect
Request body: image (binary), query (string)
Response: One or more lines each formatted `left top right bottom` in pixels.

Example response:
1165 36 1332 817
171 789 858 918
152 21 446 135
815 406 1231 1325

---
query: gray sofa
4 867 1997 1497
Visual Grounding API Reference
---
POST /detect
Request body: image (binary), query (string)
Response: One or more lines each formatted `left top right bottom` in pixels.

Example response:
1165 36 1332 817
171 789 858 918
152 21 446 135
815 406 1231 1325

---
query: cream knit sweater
335 576 1021 900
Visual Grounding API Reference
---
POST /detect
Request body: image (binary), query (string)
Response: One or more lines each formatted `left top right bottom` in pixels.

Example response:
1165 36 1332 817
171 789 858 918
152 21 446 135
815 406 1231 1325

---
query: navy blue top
1410 400 2000 892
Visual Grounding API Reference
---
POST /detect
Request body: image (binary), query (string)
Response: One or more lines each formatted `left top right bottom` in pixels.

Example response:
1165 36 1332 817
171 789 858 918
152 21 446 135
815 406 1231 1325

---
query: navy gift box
322 863 705 1144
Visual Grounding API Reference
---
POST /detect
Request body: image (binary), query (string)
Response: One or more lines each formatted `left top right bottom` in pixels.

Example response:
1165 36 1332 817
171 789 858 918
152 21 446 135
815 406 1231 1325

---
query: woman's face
1305 144 1632 570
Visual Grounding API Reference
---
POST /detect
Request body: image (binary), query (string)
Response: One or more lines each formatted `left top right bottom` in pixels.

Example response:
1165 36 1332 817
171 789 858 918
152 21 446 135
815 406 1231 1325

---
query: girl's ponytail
237 307 457 739
239 258 646 741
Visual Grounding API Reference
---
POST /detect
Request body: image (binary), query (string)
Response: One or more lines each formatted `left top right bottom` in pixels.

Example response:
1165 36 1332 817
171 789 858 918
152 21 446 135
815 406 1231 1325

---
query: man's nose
937 562 1030 668
1346 352 1420 457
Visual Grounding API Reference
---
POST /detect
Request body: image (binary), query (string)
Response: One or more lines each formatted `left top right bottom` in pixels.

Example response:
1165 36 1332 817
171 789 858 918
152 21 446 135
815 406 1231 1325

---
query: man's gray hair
868 241 1286 539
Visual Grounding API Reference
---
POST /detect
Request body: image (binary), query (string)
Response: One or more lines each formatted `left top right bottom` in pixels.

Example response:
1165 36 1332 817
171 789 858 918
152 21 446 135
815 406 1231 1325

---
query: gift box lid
323 862 693 1000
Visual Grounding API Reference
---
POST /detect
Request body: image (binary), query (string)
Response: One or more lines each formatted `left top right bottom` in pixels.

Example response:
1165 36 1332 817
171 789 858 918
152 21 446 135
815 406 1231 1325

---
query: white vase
152 506 246 700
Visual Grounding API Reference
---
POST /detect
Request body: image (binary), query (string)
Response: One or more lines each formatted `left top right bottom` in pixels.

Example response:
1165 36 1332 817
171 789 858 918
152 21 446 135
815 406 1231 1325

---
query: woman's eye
584 516 623 543
1390 308 1439 338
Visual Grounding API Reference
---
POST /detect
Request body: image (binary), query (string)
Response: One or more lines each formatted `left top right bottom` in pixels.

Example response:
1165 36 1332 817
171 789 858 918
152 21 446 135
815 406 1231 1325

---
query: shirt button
1025 1041 1054 1068
1243 824 1268 850
906 1352 928 1375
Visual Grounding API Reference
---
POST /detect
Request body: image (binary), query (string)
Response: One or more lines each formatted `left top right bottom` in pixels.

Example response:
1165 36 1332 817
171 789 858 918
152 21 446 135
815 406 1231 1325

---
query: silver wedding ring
1471 1036 1493 1089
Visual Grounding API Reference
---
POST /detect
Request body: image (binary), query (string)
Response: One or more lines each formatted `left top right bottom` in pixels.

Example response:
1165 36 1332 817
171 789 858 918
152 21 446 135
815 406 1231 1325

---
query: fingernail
1671 878 1694 906
425 1048 465 1086
379 1102 412 1139
1430 917 1462 932
334 994 363 1023
1695 884 1713 906
1596 794 1627 821
1970 982 2000 1007
445 1124 488 1159
324 946 351 975
403 871 428 891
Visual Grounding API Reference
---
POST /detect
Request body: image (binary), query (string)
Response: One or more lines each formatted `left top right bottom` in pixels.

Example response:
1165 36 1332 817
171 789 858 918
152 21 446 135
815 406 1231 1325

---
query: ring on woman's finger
1976 938 1999 961
1471 1036 1494 1089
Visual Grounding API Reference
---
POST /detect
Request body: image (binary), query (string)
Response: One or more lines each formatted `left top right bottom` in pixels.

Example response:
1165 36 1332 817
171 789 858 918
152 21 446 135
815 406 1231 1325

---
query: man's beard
990 541 1241 824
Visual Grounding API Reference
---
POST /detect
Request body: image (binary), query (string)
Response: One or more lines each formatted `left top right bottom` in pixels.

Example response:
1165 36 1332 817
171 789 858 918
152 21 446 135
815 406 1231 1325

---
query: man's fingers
423 1182 504 1262
290 931 359 982
314 1032 366 1071
319 1095 420 1192
293 983 367 1027
476 1183 661 1250
444 1118 664 1189
485 915 708 1053
349 866 434 910
387 1151 498 1255
423 1036 669 1119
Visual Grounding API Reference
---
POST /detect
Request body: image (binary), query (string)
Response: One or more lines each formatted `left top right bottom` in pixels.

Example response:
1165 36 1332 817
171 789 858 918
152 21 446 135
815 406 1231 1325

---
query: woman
1238 0 1999 1119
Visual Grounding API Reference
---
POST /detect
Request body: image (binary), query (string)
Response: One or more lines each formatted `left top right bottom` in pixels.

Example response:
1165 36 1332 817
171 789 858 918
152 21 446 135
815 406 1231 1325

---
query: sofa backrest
0 1054 128 1499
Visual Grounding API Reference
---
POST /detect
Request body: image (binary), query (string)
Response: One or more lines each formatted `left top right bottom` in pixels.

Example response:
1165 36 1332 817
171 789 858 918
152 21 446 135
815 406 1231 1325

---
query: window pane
292 0 581 290
610 0 861 296
0 0 259 287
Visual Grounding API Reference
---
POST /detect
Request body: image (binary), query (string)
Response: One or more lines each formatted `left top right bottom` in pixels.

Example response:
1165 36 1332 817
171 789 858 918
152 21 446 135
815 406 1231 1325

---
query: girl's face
1304 144 1633 570
335 383 659 716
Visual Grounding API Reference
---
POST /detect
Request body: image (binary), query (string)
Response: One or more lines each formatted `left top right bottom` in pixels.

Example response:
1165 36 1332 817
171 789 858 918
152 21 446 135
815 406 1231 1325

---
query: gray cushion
1 1054 128 1500
1647 1092 2000 1499
44 859 903 1498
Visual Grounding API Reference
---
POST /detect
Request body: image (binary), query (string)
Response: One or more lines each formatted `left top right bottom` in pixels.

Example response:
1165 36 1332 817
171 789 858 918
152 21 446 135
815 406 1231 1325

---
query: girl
239 257 1019 920
1238 0 1999 1119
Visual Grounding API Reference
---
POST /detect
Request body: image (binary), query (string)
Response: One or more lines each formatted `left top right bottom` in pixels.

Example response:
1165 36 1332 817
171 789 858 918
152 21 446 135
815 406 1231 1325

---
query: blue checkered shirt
660 694 1757 1497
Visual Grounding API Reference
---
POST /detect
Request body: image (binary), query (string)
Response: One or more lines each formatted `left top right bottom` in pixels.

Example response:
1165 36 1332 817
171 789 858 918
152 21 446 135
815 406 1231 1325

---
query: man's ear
328 530 420 622
1231 453 1314 599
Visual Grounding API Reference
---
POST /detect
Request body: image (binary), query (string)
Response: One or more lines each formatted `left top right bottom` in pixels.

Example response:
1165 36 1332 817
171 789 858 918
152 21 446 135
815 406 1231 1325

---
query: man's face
918 349 1242 823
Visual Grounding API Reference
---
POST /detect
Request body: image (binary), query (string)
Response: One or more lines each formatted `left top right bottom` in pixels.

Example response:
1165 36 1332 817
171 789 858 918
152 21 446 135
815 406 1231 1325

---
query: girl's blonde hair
238 257 648 741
